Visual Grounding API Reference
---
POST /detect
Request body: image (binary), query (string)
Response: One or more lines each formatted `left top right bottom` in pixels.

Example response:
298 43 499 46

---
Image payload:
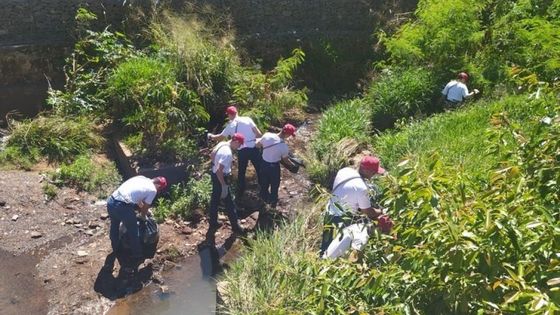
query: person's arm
252 126 262 138
281 155 296 167
216 164 226 186
463 85 479 99
256 138 263 149
137 201 151 217
209 123 234 142
360 207 383 220
441 81 451 95
209 133 226 142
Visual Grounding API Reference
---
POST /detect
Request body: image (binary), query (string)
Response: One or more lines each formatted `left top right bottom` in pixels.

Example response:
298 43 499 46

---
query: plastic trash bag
323 222 370 259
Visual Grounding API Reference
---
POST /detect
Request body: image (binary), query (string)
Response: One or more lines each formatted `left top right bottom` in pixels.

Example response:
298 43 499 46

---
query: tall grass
373 95 540 179
6 115 103 164
220 199 325 314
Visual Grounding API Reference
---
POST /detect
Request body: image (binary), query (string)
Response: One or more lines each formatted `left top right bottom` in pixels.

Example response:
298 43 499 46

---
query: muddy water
0 249 48 315
107 241 240 315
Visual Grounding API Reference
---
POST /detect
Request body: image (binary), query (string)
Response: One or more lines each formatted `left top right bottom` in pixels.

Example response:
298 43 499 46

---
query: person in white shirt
208 105 263 197
107 176 167 264
256 124 297 206
208 133 245 233
441 72 479 109
320 156 393 255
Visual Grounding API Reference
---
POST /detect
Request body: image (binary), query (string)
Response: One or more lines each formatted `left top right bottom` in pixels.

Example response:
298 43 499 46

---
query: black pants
237 147 262 194
209 172 241 230
259 161 281 203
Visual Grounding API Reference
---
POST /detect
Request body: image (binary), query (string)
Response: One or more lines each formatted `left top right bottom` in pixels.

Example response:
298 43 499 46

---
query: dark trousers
209 172 241 229
237 147 262 194
259 161 281 203
320 214 345 255
107 196 142 259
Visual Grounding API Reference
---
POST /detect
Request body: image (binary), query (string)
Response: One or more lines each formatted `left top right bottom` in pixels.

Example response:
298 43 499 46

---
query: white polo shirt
220 116 258 149
442 80 469 102
212 142 233 174
328 167 371 216
259 132 289 163
112 175 157 205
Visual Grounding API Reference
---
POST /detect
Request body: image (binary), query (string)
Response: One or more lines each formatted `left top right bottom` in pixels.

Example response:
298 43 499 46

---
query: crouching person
107 176 167 275
208 133 245 234
256 124 297 206
321 156 393 258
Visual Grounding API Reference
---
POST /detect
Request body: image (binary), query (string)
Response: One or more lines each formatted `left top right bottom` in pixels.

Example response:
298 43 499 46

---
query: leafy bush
234 49 308 128
106 56 208 162
149 11 241 115
48 9 136 116
49 155 121 197
154 174 212 222
365 67 437 131
6 116 103 163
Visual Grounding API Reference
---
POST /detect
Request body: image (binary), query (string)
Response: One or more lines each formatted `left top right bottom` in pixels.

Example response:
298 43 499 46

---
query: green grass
48 155 121 197
373 95 535 179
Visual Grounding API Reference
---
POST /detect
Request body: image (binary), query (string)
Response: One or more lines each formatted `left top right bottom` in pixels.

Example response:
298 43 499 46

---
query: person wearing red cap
107 175 167 270
208 133 244 233
441 72 479 109
255 124 297 206
320 156 393 255
207 105 263 197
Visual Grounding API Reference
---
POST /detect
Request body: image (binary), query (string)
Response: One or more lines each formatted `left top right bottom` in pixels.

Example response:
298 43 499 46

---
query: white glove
220 184 229 199
207 133 213 140
473 89 480 94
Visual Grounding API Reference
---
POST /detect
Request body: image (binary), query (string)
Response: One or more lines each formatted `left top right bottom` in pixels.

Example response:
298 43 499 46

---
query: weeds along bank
220 0 560 313
0 8 307 212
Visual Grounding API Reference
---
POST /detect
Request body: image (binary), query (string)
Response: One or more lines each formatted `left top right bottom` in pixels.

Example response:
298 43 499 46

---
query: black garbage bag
117 216 159 268
281 153 305 174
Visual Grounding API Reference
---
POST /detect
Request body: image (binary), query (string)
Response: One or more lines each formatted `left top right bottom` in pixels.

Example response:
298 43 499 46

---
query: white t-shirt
259 132 289 163
212 142 233 174
442 80 469 102
328 167 371 216
112 175 157 205
220 116 258 149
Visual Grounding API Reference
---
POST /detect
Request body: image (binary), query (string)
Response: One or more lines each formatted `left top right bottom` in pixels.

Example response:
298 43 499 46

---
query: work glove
207 133 213 140
473 89 480 94
220 184 229 199
377 214 394 234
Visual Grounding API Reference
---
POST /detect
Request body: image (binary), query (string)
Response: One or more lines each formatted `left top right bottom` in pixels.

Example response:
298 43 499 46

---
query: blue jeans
237 147 262 194
107 196 142 259
259 161 281 203
209 172 241 230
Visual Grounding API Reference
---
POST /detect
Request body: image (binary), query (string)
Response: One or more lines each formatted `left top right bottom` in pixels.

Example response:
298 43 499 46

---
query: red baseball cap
360 156 385 174
282 124 296 137
232 132 245 145
154 176 168 191
458 72 469 81
226 106 238 116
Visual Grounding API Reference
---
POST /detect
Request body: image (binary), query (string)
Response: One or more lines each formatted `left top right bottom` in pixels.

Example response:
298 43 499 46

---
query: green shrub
0 146 39 170
106 56 209 162
234 49 308 128
49 155 121 197
48 9 136 116
150 11 241 115
154 174 212 222
365 67 437 131
6 115 103 163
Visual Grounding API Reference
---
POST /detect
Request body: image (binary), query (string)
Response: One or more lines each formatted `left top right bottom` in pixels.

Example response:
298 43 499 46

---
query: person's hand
207 133 213 140
473 89 480 94
220 184 229 199
377 214 394 234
